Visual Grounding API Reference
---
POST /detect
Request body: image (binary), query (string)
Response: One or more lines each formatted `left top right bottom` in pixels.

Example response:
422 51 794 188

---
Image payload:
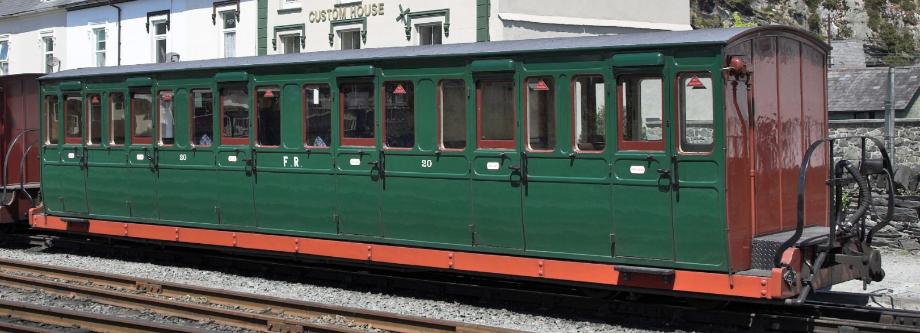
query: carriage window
679 73 714 153
340 81 375 146
221 85 249 145
190 89 213 146
440 79 466 150
573 76 605 152
618 75 662 149
131 91 153 144
526 77 554 151
477 79 515 149
110 93 125 145
384 81 414 149
158 91 175 146
304 85 331 148
45 96 59 145
256 87 281 146
64 95 83 144
86 94 102 145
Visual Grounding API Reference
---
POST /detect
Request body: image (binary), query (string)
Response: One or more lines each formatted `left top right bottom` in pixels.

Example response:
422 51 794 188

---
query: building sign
308 3 385 23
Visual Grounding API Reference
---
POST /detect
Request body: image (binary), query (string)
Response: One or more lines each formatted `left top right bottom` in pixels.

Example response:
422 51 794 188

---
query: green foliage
731 11 756 27
878 21 916 65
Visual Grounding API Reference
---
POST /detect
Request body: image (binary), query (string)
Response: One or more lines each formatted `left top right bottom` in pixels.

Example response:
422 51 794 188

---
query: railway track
0 257 525 333
3 233 920 332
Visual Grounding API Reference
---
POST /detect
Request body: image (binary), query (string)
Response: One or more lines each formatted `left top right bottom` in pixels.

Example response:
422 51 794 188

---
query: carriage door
57 93 89 213
611 70 675 263
335 78 382 236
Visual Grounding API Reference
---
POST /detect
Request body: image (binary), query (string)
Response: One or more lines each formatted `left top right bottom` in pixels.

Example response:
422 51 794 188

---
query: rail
0 257 526 333
0 298 212 333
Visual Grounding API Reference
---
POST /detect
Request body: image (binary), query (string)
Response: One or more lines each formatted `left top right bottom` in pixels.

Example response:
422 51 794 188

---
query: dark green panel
476 0 490 42
336 151 380 236
214 71 249 82
470 154 522 249
257 0 268 56
85 148 129 217
156 149 218 224
334 65 375 77
253 151 336 233
611 156 674 262
125 77 153 87
214 150 254 226
523 182 611 257
59 81 83 91
55 147 87 214
124 147 158 219
470 59 514 72
611 52 664 67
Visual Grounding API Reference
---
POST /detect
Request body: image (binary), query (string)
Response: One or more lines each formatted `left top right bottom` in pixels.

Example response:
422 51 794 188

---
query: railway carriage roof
41 27 773 81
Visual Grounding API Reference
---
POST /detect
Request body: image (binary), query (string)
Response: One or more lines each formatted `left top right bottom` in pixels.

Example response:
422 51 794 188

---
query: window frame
280 33 302 54
220 11 237 58
42 35 54 73
253 86 281 148
219 84 250 146
675 71 715 155
570 75 606 154
417 23 443 46
85 93 103 146
437 79 467 152
151 20 168 63
616 73 665 152
523 76 555 153
44 95 59 145
188 88 214 147
156 90 175 147
130 90 154 145
476 78 516 150
93 27 106 67
63 95 83 145
339 29 361 50
303 84 332 149
338 80 376 147
109 92 125 146
381 81 415 150
0 36 9 76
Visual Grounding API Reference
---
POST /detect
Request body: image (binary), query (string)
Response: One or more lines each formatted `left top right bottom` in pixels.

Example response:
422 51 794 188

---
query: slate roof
828 67 920 113
41 27 755 80
0 0 78 18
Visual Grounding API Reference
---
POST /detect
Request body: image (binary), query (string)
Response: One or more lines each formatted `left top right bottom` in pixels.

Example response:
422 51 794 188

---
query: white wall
65 0 257 69
0 10 67 75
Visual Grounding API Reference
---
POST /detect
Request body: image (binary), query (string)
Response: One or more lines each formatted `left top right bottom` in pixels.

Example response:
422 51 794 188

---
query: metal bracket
212 0 240 25
145 10 171 33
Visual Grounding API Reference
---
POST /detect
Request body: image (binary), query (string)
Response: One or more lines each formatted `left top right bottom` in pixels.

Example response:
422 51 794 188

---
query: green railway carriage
33 26 891 301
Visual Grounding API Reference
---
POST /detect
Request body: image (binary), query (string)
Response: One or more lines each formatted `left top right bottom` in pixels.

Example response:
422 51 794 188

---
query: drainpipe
108 1 122 66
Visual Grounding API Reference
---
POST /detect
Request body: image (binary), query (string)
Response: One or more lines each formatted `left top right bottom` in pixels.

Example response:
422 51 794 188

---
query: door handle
657 168 671 178
671 155 680 191
507 164 521 172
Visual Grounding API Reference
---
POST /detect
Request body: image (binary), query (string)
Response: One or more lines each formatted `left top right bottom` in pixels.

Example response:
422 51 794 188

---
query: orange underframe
29 210 794 300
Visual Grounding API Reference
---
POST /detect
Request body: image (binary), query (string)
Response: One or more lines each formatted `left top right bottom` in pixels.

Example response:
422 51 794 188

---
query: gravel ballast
0 248 660 333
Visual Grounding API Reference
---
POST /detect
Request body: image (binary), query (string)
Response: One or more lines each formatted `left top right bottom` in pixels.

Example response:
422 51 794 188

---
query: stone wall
830 118 920 191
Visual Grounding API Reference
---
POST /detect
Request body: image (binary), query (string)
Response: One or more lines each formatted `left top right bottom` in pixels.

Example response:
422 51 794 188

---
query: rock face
864 194 920 248
829 119 920 191
691 0 919 65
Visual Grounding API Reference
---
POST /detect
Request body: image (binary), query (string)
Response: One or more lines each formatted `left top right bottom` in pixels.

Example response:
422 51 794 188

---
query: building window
339 81 374 146
418 24 442 45
280 0 301 9
93 28 106 67
87 94 102 145
158 91 175 146
477 79 515 149
340 30 361 50
152 20 167 63
221 11 237 58
190 89 213 146
281 34 301 54
131 91 153 144
255 87 281 146
525 77 555 151
110 93 125 145
45 96 59 145
220 85 249 145
42 36 54 73
304 85 331 147
0 37 8 75
573 76 605 152
439 79 466 150
383 81 414 149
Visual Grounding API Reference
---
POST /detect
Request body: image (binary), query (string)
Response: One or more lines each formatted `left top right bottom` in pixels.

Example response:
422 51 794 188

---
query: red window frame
63 95 83 145
45 95 59 145
85 94 102 146
616 74 664 152
523 76 555 153
188 88 213 147
156 90 175 147
674 71 714 155
253 86 281 148
476 79 516 150
303 84 331 149
570 75 605 154
130 91 153 145
219 85 250 146
437 79 467 152
338 81 376 147
109 93 125 146
382 81 414 150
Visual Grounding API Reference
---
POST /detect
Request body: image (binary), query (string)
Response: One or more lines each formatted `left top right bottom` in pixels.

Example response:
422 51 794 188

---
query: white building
0 1 69 75
264 0 692 54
